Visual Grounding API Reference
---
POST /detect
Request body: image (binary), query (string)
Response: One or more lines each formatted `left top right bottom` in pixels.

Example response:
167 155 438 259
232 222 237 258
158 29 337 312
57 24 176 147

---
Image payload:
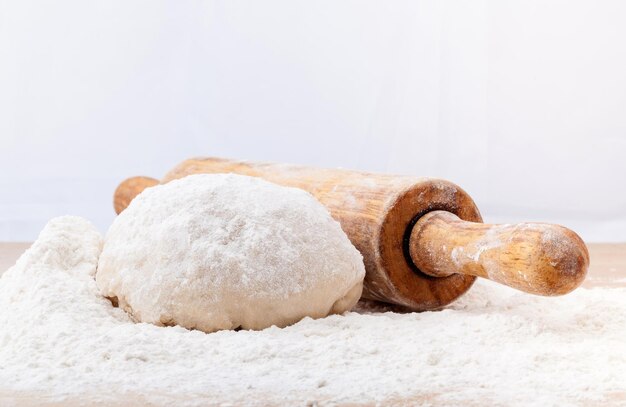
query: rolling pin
113 157 589 311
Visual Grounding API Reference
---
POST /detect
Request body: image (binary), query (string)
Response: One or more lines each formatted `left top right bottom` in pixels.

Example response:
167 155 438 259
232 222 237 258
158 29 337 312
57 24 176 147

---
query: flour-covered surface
1 217 625 406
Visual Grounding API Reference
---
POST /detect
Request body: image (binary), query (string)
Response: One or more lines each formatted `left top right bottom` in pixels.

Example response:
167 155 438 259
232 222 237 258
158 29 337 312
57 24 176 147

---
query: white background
1 0 625 242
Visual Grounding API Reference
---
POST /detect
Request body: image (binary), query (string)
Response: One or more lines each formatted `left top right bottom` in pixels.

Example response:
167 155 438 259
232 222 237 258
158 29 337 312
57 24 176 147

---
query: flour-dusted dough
96 174 365 333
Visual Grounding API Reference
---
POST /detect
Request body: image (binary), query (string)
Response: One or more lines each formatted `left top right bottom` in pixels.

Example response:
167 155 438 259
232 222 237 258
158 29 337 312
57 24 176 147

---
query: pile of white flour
1 216 625 406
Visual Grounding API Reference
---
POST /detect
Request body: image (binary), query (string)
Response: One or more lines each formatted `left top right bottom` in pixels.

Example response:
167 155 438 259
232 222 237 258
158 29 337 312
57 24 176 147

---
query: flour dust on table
1 217 625 406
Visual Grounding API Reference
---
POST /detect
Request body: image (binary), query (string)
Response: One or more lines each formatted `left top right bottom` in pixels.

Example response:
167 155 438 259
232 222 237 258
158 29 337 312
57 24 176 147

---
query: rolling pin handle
408 211 589 296
113 176 159 214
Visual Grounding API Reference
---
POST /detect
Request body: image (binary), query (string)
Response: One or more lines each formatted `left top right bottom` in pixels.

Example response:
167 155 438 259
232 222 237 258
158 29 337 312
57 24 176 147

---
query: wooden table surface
0 243 31 275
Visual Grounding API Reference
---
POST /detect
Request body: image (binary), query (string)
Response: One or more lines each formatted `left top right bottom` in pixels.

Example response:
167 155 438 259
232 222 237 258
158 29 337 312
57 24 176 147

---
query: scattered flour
96 174 364 333
0 216 625 406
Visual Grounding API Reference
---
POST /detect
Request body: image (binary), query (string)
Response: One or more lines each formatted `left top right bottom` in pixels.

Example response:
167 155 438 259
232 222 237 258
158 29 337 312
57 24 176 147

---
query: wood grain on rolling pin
410 211 588 296
113 157 589 310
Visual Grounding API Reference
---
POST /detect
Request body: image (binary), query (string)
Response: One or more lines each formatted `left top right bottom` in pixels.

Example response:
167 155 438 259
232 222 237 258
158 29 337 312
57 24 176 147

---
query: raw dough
96 174 365 333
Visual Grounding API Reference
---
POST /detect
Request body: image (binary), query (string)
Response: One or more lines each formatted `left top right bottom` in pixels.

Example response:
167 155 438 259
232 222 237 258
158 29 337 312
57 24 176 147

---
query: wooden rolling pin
113 157 589 311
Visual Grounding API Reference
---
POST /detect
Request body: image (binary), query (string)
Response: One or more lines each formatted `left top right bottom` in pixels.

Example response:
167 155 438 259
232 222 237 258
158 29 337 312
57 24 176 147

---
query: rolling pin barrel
113 157 589 311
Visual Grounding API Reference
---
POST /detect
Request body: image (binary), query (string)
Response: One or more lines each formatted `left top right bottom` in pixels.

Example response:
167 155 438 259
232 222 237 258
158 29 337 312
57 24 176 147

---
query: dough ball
96 174 365 333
